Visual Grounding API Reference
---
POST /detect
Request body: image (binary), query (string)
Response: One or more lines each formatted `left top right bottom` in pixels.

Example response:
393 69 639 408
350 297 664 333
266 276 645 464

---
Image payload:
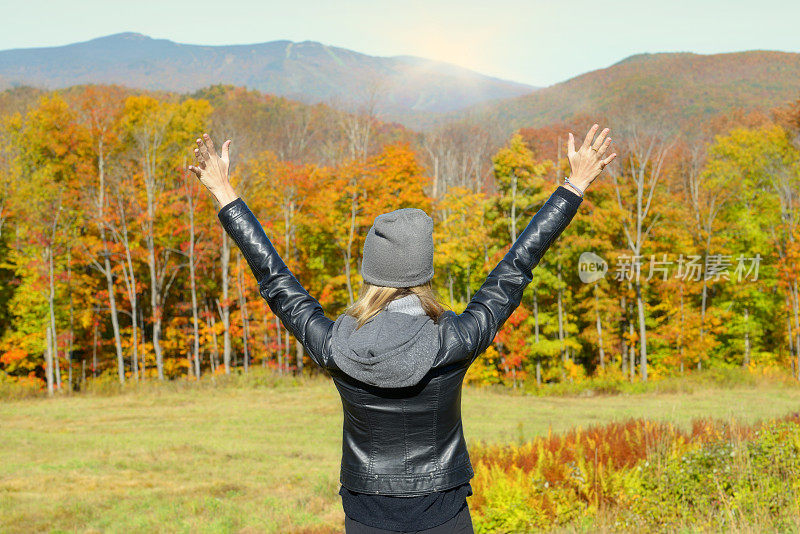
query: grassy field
2 376 799 533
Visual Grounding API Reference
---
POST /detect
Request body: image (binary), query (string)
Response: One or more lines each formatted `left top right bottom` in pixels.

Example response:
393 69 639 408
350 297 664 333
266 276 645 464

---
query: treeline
0 84 798 393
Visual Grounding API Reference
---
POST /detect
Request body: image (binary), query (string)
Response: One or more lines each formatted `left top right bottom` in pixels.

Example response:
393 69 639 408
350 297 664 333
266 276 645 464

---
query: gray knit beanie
361 208 434 288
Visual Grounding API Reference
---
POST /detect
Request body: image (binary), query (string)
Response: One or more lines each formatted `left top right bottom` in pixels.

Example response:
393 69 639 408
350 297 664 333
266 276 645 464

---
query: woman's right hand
188 133 238 207
566 124 616 194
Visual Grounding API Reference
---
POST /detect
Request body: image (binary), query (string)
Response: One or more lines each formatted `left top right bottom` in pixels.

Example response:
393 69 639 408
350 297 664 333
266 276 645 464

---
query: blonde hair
345 281 449 329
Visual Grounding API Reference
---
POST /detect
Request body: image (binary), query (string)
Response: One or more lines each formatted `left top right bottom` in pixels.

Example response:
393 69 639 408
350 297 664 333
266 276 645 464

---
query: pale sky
4 0 798 87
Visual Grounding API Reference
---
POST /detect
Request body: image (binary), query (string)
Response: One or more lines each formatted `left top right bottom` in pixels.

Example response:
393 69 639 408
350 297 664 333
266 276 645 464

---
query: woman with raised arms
188 124 615 533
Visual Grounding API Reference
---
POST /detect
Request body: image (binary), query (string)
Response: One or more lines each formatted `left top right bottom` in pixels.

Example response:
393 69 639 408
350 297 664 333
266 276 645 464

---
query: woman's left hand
188 133 238 206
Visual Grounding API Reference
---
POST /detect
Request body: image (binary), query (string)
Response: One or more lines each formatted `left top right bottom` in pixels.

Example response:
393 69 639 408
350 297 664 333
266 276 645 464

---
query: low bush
469 413 800 533
0 367 319 401
521 366 796 398
626 419 800 532
0 371 42 400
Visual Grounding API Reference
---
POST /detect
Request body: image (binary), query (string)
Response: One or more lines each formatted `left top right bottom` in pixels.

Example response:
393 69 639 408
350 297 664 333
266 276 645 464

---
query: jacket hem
339 462 475 496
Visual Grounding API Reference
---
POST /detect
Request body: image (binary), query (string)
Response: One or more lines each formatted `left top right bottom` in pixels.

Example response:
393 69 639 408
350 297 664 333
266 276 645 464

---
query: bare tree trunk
284 198 304 376
139 306 147 380
743 307 751 367
626 287 635 382
205 301 219 375
621 295 628 375
789 296 796 365
285 329 291 373
275 314 284 374
92 319 98 379
144 191 163 379
220 228 232 374
466 265 472 302
66 338 72 390
103 241 125 383
533 292 541 386
791 283 800 381
0 197 5 238
699 276 708 371
130 334 138 380
262 306 271 369
557 263 565 364
509 171 518 242
236 255 251 373
100 263 122 377
184 174 202 379
54 336 61 391
679 287 685 372
594 287 605 369
47 245 61 391
343 187 358 305
448 271 454 307
45 325 54 396
67 250 75 391
635 278 647 381
629 318 635 383
113 197 140 381
296 338 304 376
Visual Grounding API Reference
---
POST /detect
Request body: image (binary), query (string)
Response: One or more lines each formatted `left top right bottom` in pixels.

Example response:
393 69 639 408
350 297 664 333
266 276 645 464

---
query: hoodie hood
330 294 440 388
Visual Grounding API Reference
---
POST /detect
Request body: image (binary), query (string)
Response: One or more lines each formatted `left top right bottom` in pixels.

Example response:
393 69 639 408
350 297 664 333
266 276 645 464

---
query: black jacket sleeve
217 197 336 370
435 186 583 368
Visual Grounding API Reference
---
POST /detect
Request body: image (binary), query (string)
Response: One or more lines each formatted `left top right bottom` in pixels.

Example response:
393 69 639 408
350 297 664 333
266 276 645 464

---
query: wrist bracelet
564 176 585 198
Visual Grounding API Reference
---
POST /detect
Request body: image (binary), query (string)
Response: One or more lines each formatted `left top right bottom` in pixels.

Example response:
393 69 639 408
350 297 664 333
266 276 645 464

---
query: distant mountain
0 32 535 120
447 50 800 134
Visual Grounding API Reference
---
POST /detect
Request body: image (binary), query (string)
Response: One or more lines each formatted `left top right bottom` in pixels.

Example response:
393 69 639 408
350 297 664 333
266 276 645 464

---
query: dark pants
344 504 474 534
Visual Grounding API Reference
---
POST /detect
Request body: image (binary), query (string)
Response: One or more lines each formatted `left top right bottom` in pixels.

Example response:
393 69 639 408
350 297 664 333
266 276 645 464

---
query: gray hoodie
329 294 440 388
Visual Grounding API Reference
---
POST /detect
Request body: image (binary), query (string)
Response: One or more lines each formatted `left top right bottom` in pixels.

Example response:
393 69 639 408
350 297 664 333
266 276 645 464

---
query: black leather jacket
217 186 582 496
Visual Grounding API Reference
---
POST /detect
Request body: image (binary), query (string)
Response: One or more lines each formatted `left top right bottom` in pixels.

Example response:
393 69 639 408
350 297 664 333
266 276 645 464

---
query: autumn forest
0 82 799 395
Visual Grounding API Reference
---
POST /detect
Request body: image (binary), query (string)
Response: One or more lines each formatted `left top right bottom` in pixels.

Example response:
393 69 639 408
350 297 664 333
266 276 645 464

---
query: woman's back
328 294 473 492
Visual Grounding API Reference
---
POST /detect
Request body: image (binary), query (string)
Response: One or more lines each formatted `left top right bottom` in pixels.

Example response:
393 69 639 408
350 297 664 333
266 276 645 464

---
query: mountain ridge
3 35 798 134
0 32 536 119
434 49 800 134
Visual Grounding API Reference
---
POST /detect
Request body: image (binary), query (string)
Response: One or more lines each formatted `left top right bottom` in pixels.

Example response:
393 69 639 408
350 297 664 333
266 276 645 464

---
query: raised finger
220 139 231 164
567 132 576 156
582 124 599 150
188 165 201 177
203 133 218 159
597 137 612 157
194 148 209 166
196 138 210 161
592 128 610 150
602 153 617 166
